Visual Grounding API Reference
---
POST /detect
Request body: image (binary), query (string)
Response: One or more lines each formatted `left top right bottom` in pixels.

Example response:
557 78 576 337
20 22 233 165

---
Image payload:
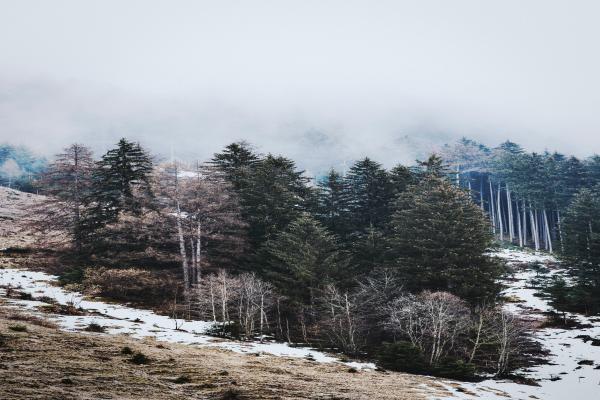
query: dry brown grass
0 307 453 400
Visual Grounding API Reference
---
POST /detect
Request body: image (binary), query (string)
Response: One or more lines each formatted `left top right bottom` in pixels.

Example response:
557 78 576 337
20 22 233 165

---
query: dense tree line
439 138 600 314
32 138 544 379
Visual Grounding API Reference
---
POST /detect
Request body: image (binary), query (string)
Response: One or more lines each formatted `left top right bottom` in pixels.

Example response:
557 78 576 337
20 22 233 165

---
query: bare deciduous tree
317 284 366 354
193 270 274 339
155 162 246 303
387 291 470 366
32 143 94 250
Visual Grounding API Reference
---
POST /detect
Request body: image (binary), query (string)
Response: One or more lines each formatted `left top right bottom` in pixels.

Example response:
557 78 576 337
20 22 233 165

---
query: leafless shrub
386 291 470 366
193 270 274 338
317 284 366 354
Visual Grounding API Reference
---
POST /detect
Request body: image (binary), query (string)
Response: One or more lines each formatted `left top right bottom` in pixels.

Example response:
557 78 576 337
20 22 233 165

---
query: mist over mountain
2 0 600 173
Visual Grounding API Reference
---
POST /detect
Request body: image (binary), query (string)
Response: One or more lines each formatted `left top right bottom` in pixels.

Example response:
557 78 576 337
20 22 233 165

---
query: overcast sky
1 0 599 172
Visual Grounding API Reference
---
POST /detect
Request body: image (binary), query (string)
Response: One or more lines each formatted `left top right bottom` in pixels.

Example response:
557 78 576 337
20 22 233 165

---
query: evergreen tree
389 164 414 197
210 141 259 192
414 154 448 180
345 157 393 233
243 154 312 249
81 138 154 244
585 155 600 187
563 187 600 310
316 169 351 237
389 173 503 303
261 214 348 304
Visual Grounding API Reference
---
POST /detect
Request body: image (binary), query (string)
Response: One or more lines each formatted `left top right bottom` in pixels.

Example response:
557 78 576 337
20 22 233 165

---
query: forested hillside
11 137 600 381
439 138 600 313
0 144 46 192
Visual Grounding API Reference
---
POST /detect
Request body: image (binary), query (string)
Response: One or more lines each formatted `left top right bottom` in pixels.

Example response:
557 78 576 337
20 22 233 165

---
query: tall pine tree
389 172 503 303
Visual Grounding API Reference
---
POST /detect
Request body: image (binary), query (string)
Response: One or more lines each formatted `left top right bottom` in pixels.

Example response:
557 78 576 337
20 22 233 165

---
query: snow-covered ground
2 249 600 399
0 268 374 369
441 249 600 400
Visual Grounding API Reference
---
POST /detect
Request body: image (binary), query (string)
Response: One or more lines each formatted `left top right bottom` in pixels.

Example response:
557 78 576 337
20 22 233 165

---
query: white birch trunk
556 210 564 253
543 209 553 253
489 180 496 234
196 222 202 284
506 184 514 243
176 201 189 293
479 177 484 211
529 204 540 251
515 200 523 247
497 184 504 241
522 200 527 246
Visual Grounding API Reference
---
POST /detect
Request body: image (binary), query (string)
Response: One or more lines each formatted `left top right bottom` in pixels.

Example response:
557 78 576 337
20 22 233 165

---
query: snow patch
0 267 375 370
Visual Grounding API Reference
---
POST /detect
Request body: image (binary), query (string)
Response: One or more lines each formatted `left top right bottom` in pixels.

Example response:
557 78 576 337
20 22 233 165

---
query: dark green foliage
389 164 414 196
345 158 393 233
130 351 151 364
83 322 106 332
120 346 133 355
376 341 427 374
546 276 573 312
377 342 477 379
348 225 387 276
212 144 313 256
261 214 349 304
415 154 448 180
57 266 85 285
205 321 241 339
434 359 477 380
18 292 33 300
389 175 504 302
316 169 351 238
243 155 312 247
82 138 154 234
173 375 192 384
560 187 600 312
210 141 259 192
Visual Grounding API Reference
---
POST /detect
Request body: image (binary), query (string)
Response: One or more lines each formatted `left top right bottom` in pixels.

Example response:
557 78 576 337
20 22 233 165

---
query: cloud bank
1 0 599 172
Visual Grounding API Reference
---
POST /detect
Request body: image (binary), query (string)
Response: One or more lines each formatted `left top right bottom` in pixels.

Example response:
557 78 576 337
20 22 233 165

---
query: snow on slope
445 249 600 400
0 268 374 368
2 249 600 399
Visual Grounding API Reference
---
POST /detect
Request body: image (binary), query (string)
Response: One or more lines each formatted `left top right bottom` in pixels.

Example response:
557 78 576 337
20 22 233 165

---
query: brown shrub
82 267 178 305
6 312 58 328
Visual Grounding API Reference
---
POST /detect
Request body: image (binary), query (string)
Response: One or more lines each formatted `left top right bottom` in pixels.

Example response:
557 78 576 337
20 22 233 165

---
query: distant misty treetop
0 144 47 191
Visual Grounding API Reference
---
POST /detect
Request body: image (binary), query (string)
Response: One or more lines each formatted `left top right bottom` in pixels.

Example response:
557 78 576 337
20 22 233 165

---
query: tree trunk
196 222 202 284
529 204 540 251
497 184 504 241
515 200 523 247
556 209 564 253
489 180 496 234
522 200 527 247
176 201 190 297
543 209 553 253
479 176 484 211
506 184 514 243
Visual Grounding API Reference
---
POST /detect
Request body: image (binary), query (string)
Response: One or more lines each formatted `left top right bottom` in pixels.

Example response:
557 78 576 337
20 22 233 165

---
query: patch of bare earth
0 307 451 400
